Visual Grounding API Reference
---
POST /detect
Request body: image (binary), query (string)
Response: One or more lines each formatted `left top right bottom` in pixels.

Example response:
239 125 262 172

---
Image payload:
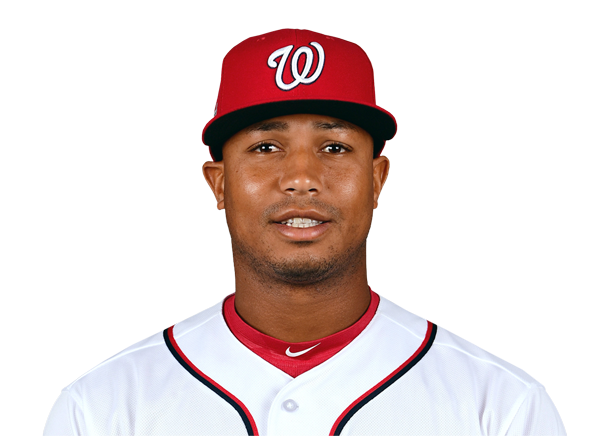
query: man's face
203 114 389 285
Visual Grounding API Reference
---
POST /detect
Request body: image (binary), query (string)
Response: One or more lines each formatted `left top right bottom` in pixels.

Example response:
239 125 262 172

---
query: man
44 29 565 435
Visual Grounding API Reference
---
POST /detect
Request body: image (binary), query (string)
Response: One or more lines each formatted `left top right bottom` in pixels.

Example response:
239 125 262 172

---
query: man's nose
279 149 324 196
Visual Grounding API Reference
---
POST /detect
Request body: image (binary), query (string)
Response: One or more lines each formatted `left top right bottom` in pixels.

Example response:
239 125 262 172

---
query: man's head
201 29 396 286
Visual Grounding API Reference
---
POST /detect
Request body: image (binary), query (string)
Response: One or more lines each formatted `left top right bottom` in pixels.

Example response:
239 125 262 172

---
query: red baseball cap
202 29 397 160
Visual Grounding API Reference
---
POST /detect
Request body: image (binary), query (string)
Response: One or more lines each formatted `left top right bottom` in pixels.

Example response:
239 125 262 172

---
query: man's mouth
279 217 325 228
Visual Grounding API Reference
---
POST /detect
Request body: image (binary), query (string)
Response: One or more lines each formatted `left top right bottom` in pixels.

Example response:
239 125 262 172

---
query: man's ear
372 156 390 209
202 161 225 210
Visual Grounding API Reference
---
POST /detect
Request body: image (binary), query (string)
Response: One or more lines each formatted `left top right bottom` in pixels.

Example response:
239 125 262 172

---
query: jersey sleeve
43 391 81 436
505 385 566 436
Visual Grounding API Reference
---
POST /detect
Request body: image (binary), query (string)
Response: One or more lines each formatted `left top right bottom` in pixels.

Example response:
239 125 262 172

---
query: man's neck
231 255 371 343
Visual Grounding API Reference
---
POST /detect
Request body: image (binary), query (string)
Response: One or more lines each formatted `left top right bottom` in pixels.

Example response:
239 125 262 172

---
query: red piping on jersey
330 321 438 435
163 326 260 436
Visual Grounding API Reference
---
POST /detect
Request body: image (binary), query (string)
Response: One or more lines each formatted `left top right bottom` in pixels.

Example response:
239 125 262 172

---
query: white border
0 0 600 436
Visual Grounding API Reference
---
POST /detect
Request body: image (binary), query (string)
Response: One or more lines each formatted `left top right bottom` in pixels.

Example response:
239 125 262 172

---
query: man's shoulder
376 296 540 389
63 299 225 393
347 296 565 435
432 322 538 387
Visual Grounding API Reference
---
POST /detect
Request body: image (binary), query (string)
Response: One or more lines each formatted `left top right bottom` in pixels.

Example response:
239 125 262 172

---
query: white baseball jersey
44 295 565 435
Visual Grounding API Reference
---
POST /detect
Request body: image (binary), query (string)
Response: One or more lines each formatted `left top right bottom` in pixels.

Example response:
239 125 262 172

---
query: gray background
43 29 567 422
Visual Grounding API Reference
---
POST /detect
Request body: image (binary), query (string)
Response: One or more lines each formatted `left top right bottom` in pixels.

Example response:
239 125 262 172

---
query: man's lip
270 209 331 224
274 222 331 241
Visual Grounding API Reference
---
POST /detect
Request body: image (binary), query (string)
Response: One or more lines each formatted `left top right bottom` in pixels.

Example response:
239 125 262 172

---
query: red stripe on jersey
164 326 259 435
223 290 380 378
330 321 437 435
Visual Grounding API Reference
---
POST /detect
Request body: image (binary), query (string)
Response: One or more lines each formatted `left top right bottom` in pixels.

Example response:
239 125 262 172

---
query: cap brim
202 100 396 161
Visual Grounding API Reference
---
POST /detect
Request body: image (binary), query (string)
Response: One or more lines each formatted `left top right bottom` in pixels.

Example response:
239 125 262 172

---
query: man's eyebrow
312 120 357 131
245 121 289 133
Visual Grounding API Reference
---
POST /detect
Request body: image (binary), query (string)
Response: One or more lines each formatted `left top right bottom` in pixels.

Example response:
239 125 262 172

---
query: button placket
268 382 309 435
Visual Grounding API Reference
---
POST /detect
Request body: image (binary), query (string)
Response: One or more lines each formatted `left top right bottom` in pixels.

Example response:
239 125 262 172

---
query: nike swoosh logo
285 343 321 357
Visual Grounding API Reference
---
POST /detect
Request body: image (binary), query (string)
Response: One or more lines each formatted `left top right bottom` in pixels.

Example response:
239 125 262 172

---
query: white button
282 399 298 412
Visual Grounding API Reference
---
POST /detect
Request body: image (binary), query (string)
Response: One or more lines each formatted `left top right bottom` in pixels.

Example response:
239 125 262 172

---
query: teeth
281 217 324 228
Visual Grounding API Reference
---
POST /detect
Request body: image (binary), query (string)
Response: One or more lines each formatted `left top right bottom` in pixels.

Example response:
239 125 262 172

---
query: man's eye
323 143 347 154
253 143 278 153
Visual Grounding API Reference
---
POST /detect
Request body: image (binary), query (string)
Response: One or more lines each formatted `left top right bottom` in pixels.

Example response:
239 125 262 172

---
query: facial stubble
231 236 367 288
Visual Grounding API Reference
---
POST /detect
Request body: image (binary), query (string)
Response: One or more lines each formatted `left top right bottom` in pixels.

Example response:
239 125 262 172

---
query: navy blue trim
163 328 257 435
332 324 437 435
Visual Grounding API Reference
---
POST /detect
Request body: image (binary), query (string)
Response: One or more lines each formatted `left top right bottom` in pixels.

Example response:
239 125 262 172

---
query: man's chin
232 238 366 286
269 257 338 284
